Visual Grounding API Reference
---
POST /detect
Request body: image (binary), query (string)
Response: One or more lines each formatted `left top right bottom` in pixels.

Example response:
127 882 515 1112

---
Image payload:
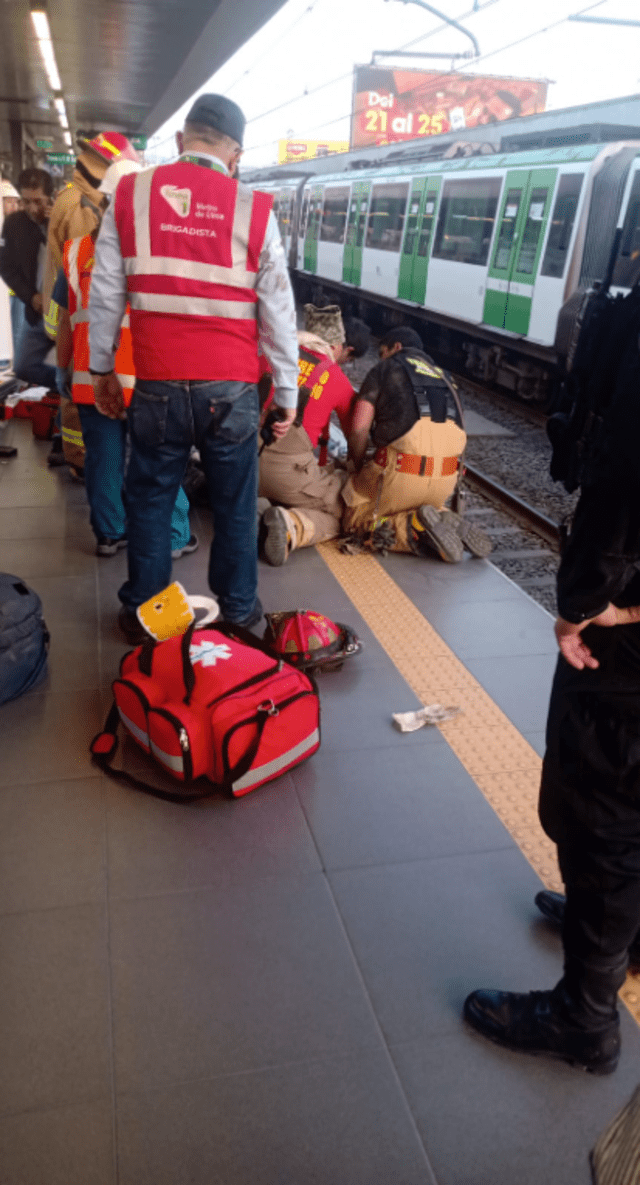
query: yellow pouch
136 582 219 642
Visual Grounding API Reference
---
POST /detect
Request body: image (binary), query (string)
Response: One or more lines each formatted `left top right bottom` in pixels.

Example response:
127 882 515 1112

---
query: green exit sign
46 152 75 165
131 135 147 151
37 139 53 150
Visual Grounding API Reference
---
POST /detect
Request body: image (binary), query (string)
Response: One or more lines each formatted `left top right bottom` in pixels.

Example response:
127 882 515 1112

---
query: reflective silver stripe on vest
121 311 130 328
128 168 258 288
231 728 320 794
71 306 90 329
73 369 136 389
129 292 257 319
67 237 84 329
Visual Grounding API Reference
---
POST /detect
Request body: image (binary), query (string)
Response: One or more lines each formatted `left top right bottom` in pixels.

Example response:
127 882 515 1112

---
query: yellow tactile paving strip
317 541 640 1024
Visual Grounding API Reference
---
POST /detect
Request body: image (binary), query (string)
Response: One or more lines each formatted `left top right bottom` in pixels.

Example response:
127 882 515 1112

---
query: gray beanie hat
303 304 345 348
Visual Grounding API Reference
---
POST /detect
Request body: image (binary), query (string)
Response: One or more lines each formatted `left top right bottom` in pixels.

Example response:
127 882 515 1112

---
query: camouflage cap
303 303 345 348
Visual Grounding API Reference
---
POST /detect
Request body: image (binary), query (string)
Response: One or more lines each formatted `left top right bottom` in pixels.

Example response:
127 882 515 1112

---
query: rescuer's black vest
396 349 464 428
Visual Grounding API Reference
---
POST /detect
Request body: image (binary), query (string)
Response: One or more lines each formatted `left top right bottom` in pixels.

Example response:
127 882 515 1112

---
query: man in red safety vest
87 94 299 642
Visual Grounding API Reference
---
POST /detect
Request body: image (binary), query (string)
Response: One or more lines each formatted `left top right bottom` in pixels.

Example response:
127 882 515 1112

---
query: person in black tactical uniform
342 325 491 561
464 319 640 1074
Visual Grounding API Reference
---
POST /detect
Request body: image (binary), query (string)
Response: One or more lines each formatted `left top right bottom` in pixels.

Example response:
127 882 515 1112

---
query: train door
398 176 441 304
303 186 323 273
342 181 371 284
483 168 556 335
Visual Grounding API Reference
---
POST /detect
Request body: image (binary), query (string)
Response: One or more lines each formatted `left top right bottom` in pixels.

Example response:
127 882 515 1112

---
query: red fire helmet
77 131 139 164
263 610 361 673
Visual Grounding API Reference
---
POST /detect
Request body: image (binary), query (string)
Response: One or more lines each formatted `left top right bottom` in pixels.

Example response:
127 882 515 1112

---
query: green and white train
249 139 640 402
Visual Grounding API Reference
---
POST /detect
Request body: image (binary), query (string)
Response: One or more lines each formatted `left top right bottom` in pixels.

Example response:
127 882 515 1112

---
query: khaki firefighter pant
259 423 345 547
341 416 466 550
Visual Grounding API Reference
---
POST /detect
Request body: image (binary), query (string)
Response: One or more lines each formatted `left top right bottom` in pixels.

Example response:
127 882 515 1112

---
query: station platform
1 418 640 1185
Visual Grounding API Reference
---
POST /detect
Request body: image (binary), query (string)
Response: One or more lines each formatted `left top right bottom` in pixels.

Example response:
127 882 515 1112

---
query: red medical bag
91 621 320 800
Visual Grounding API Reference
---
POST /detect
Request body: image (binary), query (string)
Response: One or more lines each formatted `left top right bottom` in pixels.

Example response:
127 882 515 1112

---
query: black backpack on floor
0 574 49 705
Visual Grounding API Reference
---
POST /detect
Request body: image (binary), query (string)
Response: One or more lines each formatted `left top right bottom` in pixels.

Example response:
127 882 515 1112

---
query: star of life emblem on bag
189 641 232 668
160 185 192 218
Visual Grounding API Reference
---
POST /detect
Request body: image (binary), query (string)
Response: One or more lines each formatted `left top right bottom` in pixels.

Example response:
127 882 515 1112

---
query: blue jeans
119 380 259 620
9 295 25 364
77 403 191 547
14 318 57 390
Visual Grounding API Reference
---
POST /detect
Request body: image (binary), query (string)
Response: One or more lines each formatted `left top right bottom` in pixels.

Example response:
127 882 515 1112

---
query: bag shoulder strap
90 699 214 803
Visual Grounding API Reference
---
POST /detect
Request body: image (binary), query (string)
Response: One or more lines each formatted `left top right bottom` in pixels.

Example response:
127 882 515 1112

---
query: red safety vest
64 234 136 405
113 161 273 381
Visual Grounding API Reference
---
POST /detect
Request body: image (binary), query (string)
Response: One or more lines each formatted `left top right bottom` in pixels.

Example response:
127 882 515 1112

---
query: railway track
463 464 561 550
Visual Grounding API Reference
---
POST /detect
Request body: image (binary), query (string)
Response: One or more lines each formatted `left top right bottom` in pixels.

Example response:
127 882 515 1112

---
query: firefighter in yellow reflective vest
55 159 194 558
343 326 491 561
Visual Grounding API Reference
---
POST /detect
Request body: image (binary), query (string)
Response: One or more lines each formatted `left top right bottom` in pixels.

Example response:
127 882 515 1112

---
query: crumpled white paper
5 386 49 407
392 705 461 732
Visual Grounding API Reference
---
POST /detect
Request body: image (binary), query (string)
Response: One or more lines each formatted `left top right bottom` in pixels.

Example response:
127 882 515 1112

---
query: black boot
536 890 640 968
463 982 620 1074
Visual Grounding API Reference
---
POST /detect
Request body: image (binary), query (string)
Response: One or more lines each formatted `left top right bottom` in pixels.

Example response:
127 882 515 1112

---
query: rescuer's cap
304 303 345 348
99 158 141 197
185 93 245 147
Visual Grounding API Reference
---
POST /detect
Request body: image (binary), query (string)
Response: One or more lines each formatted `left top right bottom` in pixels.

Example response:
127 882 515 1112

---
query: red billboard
351 66 547 149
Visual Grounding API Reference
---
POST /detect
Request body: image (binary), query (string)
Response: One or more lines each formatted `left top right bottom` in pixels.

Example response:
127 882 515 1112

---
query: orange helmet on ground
77 131 139 164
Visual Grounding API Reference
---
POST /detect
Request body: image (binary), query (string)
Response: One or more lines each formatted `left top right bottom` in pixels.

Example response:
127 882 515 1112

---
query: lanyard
179 154 228 175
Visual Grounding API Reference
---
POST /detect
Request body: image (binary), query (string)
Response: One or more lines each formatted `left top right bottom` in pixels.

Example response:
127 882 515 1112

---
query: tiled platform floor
1 419 639 1184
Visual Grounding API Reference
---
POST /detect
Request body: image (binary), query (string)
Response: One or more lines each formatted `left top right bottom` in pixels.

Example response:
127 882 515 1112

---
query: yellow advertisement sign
278 139 349 164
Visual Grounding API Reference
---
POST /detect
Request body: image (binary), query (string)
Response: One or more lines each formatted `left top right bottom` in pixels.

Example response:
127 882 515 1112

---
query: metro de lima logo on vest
160 185 192 218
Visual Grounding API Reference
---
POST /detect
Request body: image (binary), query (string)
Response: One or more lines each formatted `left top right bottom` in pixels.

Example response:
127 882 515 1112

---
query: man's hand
271 406 296 439
93 372 125 420
555 604 640 670
30 293 43 313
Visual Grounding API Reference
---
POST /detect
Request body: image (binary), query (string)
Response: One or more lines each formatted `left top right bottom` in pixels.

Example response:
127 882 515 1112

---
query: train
246 135 640 403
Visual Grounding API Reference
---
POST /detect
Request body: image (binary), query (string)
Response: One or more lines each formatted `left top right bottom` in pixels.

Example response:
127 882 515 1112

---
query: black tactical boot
535 890 640 968
463 983 620 1074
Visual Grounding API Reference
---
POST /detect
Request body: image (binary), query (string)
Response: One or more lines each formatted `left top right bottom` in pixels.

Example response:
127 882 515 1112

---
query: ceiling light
31 6 63 95
39 39 61 91
63 130 72 147
30 9 50 40
54 96 69 129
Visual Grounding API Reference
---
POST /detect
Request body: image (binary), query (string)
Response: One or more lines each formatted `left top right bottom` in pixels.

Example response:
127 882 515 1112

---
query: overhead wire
243 0 610 156
223 0 320 96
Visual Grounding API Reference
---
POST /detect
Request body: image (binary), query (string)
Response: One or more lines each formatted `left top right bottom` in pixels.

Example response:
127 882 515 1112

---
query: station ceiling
0 0 288 157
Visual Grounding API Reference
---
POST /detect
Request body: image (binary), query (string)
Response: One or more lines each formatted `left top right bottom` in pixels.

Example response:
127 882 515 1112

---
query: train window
612 170 640 289
417 194 437 257
320 187 349 244
541 174 583 279
365 183 409 252
299 194 310 238
402 196 422 256
515 187 549 275
345 197 358 246
492 189 521 270
355 196 369 247
432 177 501 266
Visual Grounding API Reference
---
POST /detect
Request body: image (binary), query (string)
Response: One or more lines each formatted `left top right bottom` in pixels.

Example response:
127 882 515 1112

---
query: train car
249 139 640 402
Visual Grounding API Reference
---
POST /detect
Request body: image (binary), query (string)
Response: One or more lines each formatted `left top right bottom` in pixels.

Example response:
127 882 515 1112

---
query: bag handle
90 700 214 803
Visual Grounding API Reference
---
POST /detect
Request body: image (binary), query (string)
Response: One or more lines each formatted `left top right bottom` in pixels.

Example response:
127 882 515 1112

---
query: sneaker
96 536 127 557
262 506 294 566
415 505 464 563
171 533 199 560
118 606 150 646
441 508 493 558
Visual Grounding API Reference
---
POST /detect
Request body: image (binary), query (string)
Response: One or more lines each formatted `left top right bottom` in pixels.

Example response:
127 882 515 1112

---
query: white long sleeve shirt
88 154 299 408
